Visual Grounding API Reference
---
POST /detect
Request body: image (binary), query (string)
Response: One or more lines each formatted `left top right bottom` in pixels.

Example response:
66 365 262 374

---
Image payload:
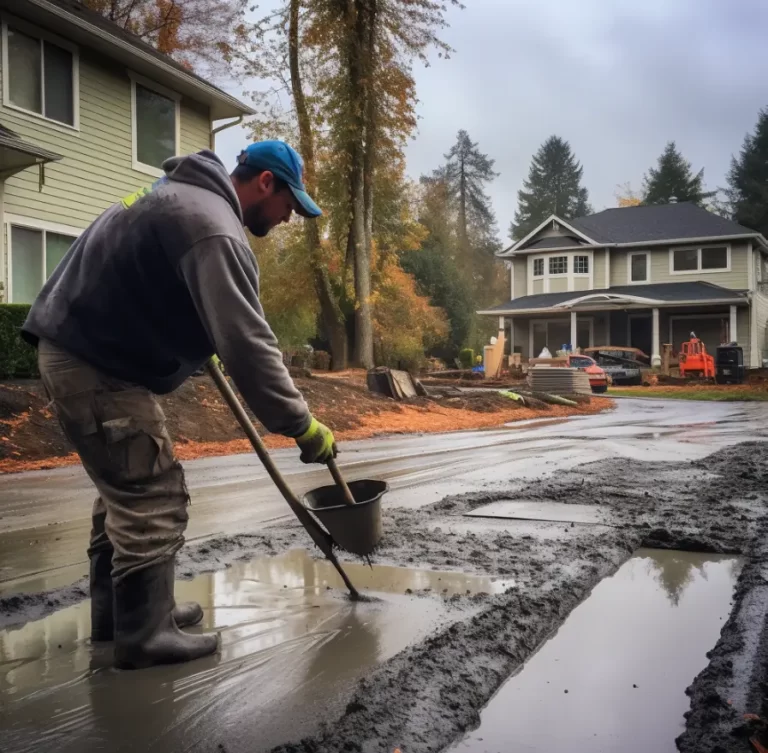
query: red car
565 354 608 393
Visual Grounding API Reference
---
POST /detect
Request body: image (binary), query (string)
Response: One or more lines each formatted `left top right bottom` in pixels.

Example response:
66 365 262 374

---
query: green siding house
481 203 768 369
0 0 252 304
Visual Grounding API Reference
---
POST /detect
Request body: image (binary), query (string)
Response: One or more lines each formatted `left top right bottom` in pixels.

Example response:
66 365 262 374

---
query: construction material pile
529 366 592 396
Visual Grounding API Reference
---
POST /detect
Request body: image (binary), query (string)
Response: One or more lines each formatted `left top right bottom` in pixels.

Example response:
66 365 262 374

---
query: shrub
458 348 475 369
0 304 38 378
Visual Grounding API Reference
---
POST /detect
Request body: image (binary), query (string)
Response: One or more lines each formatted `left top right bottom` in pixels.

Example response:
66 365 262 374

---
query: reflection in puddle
0 550 509 753
450 548 742 753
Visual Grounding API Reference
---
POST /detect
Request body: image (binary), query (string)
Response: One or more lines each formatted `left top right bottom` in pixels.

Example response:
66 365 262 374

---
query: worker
22 142 336 670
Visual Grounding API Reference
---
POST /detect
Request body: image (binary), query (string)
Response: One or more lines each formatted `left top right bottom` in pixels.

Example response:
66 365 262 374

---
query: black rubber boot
90 550 204 642
90 550 115 642
113 560 219 670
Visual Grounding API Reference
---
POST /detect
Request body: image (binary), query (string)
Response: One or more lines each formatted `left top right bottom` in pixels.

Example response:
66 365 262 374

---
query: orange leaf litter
0 398 612 474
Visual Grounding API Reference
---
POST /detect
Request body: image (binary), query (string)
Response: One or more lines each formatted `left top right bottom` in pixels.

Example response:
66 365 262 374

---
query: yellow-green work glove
295 417 337 464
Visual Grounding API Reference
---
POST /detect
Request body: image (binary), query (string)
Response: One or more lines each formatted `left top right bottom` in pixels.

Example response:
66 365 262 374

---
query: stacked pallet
529 366 592 396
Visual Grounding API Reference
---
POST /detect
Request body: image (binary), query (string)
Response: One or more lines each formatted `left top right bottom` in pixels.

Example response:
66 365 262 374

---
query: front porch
479 285 754 368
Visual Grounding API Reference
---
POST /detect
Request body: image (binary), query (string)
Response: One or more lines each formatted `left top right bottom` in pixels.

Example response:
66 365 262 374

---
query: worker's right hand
295 417 337 464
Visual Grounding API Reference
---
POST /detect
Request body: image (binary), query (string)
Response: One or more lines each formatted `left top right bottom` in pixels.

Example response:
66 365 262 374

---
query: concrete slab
0 549 511 753
466 500 606 525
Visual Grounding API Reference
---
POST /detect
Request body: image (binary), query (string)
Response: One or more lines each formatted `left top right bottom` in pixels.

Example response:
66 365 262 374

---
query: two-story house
0 0 253 304
480 202 768 369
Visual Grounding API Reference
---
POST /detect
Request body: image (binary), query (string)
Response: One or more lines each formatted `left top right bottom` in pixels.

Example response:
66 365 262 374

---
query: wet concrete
2 399 767 595
466 499 606 524
0 550 506 753
2 405 768 753
449 549 742 753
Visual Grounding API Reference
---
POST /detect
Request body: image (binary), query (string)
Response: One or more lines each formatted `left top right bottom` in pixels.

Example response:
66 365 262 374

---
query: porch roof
478 281 749 316
0 124 62 179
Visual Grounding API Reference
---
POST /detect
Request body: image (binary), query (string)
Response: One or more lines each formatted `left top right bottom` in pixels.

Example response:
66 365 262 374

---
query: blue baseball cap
237 140 322 218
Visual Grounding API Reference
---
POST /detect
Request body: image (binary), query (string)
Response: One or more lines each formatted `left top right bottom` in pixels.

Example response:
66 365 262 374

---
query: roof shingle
568 203 754 244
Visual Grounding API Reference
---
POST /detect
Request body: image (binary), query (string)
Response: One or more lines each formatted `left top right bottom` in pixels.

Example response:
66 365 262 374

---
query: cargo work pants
38 340 189 581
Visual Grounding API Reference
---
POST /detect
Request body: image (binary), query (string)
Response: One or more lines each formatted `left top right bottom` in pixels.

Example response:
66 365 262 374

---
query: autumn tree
400 174 473 358
512 135 591 240
82 0 251 76
643 141 712 206
302 0 460 368
250 224 318 347
727 108 768 235
614 181 643 207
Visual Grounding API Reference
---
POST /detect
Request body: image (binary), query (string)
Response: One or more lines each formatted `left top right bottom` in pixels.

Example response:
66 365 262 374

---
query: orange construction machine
678 333 715 379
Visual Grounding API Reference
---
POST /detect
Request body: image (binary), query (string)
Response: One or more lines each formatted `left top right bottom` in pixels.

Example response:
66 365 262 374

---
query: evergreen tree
727 108 768 234
511 135 591 240
443 130 499 252
643 141 712 206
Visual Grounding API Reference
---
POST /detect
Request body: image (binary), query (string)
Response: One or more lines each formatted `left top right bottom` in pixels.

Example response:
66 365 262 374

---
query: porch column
651 307 661 368
570 311 578 351
730 305 738 343
508 317 515 352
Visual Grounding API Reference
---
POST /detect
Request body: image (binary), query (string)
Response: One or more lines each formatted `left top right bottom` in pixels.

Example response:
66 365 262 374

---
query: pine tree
443 130 499 252
643 141 712 206
727 108 768 235
511 136 591 240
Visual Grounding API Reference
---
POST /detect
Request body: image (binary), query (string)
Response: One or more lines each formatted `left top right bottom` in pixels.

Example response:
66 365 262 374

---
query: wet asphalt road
1 398 767 594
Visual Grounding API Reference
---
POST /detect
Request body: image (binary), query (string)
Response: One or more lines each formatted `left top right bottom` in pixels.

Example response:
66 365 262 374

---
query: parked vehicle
582 347 650 386
565 354 609 393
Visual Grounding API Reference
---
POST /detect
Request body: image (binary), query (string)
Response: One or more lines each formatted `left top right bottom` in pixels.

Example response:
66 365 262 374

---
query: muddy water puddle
450 548 741 753
0 549 510 753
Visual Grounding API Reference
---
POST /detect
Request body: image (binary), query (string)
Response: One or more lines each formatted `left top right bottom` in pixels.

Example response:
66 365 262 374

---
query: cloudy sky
214 0 768 241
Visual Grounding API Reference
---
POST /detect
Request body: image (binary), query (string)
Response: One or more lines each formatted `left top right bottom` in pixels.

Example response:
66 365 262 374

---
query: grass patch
608 387 768 402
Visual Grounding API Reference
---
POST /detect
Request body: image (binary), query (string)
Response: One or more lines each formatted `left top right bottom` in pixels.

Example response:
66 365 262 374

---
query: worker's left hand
295 417 337 464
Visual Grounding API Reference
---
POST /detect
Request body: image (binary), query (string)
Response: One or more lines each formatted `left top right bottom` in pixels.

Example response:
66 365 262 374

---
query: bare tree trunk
346 0 374 369
362 0 377 259
289 0 348 370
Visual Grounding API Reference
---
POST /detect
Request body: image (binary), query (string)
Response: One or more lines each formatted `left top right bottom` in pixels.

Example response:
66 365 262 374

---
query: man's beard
242 204 270 237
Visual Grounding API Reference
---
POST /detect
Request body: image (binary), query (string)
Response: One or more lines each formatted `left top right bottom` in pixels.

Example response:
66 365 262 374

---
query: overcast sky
214 0 768 242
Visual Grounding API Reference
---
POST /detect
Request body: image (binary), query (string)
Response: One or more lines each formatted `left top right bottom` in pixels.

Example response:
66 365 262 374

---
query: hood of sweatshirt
162 149 243 223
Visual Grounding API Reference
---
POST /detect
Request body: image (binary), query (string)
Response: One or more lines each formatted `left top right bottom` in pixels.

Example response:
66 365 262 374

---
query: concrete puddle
0 549 510 753
465 499 606 525
450 548 741 753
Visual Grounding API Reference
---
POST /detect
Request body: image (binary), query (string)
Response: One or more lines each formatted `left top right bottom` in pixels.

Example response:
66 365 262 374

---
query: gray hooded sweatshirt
23 150 311 438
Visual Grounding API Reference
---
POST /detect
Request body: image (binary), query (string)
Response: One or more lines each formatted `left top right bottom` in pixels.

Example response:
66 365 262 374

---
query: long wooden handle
205 360 360 598
327 457 357 506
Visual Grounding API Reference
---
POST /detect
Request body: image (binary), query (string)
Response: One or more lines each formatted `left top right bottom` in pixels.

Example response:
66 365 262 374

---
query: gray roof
484 281 748 313
0 124 62 162
0 123 62 177
569 203 754 244
526 236 586 250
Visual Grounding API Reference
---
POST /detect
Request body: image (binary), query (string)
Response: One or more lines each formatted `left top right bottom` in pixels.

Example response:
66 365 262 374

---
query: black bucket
303 479 387 556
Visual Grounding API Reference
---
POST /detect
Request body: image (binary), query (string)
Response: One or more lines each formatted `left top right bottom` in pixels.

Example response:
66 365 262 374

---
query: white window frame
627 251 650 284
548 255 569 277
6 215 83 303
669 245 731 275
573 254 590 275
532 257 545 278
0 14 80 131
529 316 595 357
129 72 181 178
528 251 594 294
